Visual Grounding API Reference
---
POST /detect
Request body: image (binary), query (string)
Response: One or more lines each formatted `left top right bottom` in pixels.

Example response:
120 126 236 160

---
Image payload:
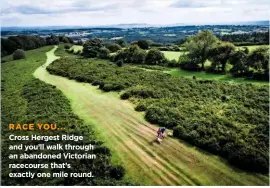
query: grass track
34 46 268 186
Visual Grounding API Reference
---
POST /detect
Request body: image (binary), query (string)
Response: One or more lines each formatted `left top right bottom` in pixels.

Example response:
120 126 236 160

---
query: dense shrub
158 45 180 51
83 38 104 58
98 47 110 59
137 40 149 50
145 49 166 65
47 53 269 173
109 165 125 180
145 106 180 128
13 49 26 60
106 43 122 53
64 44 72 49
114 45 146 64
135 103 147 111
179 54 200 71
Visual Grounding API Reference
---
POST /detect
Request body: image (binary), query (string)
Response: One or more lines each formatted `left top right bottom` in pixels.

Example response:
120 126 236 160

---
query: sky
0 0 269 27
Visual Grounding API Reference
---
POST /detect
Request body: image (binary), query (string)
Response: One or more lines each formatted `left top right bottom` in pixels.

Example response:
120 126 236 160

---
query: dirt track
33 46 268 185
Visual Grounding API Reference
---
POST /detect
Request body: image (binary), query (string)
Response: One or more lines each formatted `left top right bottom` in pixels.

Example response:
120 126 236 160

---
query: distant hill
1 21 268 31
228 20 269 26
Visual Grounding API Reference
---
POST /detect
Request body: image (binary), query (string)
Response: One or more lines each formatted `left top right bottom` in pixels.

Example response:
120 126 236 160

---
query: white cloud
0 0 269 26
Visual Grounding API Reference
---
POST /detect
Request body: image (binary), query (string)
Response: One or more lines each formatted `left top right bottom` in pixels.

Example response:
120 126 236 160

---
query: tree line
1 35 73 57
181 30 269 81
217 31 269 46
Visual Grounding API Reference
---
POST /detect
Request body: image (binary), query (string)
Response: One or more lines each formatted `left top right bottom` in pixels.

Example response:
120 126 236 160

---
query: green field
70 45 83 53
161 51 184 61
167 68 268 85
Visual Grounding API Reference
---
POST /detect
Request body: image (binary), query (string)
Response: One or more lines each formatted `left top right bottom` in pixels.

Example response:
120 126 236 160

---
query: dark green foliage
208 42 235 73
106 43 122 53
115 39 126 47
218 31 269 45
145 49 166 65
167 59 178 67
59 35 73 43
1 35 46 56
184 30 218 70
116 59 123 67
82 38 104 58
229 50 249 76
137 40 149 49
12 49 26 60
145 106 180 128
47 53 269 173
135 103 147 111
179 54 200 71
109 166 125 180
158 45 180 51
246 47 269 80
98 47 110 59
64 44 72 49
46 35 60 45
114 45 146 64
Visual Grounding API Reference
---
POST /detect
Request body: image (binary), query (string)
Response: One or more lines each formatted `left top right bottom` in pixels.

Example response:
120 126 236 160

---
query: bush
83 38 104 58
145 49 166 65
114 46 146 64
135 103 147 111
167 59 178 67
110 165 125 180
120 92 131 100
179 54 200 71
145 106 180 128
13 49 25 60
116 60 123 67
106 43 121 53
98 47 110 59
64 44 72 49
137 40 149 50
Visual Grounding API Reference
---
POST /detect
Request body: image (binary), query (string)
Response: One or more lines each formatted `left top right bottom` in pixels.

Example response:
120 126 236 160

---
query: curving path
33 46 268 186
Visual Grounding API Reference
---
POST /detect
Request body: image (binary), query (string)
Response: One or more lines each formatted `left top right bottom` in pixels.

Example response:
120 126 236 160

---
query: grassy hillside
1 46 131 186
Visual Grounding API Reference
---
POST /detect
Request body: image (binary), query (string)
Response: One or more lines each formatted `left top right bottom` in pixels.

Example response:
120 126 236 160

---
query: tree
13 49 26 60
247 47 269 74
46 35 59 45
64 44 72 49
114 45 146 64
106 43 121 53
184 30 217 70
98 47 110 59
115 39 126 47
208 42 235 73
145 49 166 65
229 50 249 76
82 38 104 58
137 40 149 50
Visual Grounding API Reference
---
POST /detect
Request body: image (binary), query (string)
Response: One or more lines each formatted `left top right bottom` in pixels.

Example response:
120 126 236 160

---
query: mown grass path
33 46 268 186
